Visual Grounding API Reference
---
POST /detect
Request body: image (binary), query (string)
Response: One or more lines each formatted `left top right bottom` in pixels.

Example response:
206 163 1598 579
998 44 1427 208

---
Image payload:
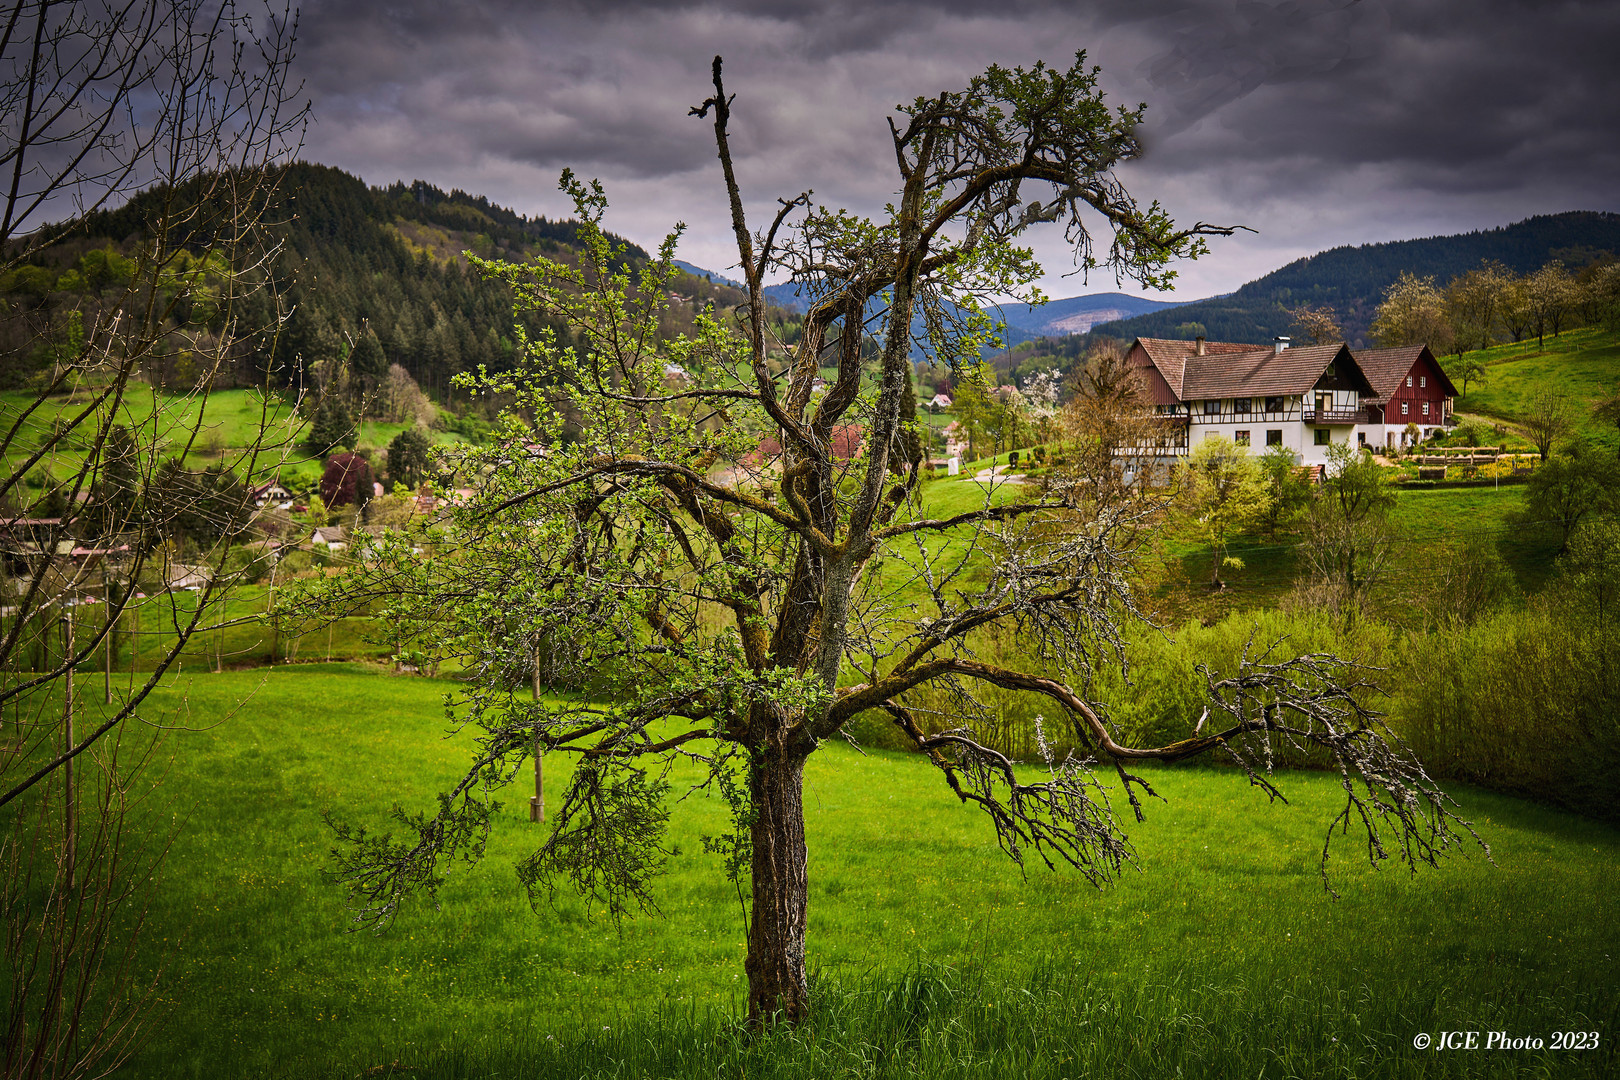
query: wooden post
530 643 544 823
104 578 112 704
62 606 75 892
267 563 277 665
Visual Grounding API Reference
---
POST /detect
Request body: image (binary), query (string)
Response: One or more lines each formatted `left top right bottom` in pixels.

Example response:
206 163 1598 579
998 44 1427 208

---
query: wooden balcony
1302 406 1366 425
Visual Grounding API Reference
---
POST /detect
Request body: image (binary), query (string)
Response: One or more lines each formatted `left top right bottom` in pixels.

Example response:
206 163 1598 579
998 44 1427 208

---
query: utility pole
129 595 138 691
104 577 113 704
62 606 76 892
267 558 278 665
529 641 544 823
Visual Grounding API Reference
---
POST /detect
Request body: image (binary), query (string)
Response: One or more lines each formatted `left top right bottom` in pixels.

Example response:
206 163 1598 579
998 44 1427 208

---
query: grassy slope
1152 483 1558 622
0 386 464 492
850 458 1554 626
1453 326 1620 438
102 666 1618 1078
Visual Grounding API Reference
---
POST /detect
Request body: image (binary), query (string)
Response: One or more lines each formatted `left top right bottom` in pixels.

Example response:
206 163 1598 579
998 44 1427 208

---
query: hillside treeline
1 163 772 405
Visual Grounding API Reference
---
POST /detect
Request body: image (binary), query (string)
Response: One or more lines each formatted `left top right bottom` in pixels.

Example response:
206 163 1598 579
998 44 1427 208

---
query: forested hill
15 163 766 398
1093 211 1620 347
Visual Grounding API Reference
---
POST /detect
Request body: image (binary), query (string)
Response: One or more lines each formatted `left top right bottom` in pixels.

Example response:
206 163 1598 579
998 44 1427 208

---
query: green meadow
1453 325 1620 435
9 332 1619 1078
0 385 464 492
79 665 1618 1079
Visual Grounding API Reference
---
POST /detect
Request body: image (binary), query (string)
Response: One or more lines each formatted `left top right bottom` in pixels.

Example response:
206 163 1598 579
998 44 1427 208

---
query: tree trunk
745 744 810 1025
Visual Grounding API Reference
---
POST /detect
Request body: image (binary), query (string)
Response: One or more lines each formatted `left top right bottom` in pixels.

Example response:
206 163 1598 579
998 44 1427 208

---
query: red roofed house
1352 345 1459 449
1127 336 1378 465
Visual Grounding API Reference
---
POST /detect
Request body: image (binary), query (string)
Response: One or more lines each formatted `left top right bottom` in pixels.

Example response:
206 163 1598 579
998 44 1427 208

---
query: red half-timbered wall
1382 351 1452 426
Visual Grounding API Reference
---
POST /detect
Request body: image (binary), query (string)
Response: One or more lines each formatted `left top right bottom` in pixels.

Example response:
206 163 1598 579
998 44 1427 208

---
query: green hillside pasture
1 386 301 474
86 667 1619 1078
869 471 1037 613
1392 484 1563 595
1158 483 1556 621
1453 326 1620 436
1 386 462 493
7 588 394 674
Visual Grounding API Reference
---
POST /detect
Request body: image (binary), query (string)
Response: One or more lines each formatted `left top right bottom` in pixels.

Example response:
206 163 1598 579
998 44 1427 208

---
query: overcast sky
294 0 1620 302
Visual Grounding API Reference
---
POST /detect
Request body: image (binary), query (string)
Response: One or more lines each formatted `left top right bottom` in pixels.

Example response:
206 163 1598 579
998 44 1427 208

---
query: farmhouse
250 478 293 508
1127 336 1378 465
1353 345 1459 448
310 525 347 551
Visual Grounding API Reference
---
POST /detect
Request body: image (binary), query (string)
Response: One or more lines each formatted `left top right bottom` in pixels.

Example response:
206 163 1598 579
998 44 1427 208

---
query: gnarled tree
303 54 1482 1026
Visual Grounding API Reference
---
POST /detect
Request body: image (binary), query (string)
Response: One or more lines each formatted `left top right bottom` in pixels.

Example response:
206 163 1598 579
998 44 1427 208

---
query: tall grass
265 960 1617 1079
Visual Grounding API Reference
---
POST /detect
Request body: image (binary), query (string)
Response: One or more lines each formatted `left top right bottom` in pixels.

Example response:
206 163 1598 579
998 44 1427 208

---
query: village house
743 425 866 474
1126 334 1454 464
310 525 347 552
1128 336 1378 465
250 478 293 508
1352 345 1459 449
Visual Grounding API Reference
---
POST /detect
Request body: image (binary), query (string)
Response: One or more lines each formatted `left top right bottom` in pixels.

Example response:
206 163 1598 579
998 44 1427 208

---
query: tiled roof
1134 337 1265 397
1354 345 1459 404
749 424 865 464
1180 343 1373 400
1137 337 1376 401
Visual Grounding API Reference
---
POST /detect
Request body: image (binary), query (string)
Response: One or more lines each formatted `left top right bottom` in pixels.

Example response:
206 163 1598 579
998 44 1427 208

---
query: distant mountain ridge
673 260 742 287
990 292 1186 336
1092 211 1620 348
672 261 1184 345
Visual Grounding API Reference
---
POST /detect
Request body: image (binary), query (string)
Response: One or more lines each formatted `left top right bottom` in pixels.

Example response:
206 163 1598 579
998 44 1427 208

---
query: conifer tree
385 427 434 490
351 325 388 382
306 395 357 455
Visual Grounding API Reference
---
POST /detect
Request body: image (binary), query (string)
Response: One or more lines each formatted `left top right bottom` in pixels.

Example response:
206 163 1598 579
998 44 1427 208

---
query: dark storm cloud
1131 1 1620 195
293 0 1620 298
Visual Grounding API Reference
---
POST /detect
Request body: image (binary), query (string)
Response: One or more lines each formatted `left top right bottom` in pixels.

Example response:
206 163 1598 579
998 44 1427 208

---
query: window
1420 375 1427 388
1422 401 1430 416
1266 429 1283 446
1264 395 1284 413
1233 397 1251 414
1204 399 1222 415
1235 430 1250 446
1358 431 1367 445
1406 375 1413 387
1314 429 1331 446
1401 402 1409 416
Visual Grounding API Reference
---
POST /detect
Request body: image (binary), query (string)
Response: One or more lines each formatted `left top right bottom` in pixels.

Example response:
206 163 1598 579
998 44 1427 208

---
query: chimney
1194 335 1206 356
1273 336 1291 355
